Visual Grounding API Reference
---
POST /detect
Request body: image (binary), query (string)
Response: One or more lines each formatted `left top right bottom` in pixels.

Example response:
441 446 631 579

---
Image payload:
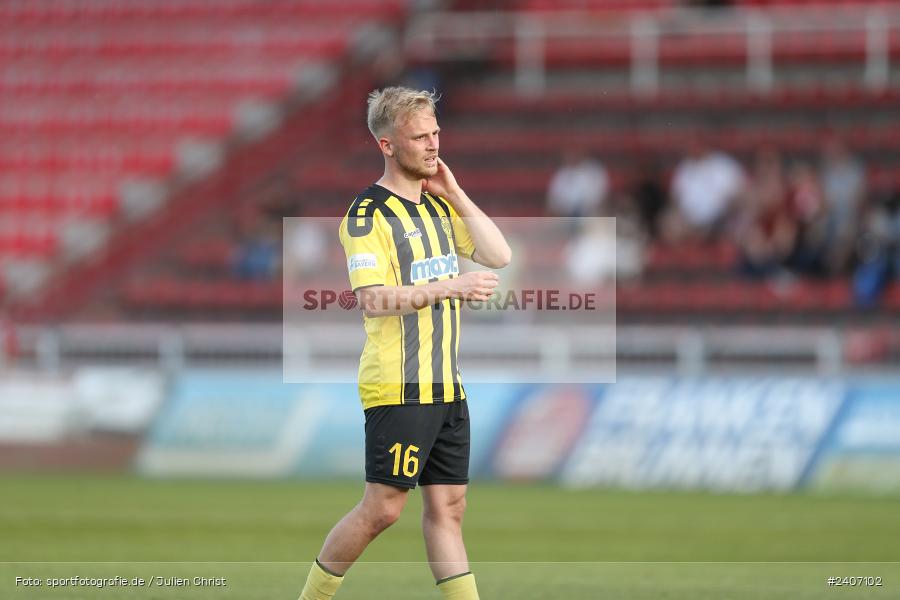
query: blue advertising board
137 373 521 480
560 377 847 492
807 381 900 493
138 370 900 494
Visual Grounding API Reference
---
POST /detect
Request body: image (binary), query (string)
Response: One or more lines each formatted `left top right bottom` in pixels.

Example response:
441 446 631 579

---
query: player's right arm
356 272 498 318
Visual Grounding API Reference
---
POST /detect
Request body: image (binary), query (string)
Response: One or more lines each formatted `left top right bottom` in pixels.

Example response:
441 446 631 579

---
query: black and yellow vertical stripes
378 200 421 404
421 195 463 402
381 193 464 406
340 184 467 409
414 200 446 404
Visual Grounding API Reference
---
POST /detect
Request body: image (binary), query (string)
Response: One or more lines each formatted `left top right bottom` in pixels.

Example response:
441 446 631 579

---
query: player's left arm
424 157 512 269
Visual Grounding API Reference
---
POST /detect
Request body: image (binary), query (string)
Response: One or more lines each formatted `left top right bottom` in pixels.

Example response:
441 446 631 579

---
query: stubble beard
396 151 438 181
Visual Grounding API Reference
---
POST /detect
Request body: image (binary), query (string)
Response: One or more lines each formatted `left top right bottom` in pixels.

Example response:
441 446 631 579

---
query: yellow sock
298 560 344 600
436 572 479 600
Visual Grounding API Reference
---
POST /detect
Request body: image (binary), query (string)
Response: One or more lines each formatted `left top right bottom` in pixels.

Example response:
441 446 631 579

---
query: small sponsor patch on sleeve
348 253 378 272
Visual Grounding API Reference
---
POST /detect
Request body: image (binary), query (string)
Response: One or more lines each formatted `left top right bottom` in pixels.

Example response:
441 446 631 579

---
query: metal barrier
7 323 848 376
404 6 899 96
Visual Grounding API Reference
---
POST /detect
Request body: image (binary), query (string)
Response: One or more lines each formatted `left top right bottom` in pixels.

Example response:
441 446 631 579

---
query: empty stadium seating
6 0 900 325
112 1 900 323
0 0 409 303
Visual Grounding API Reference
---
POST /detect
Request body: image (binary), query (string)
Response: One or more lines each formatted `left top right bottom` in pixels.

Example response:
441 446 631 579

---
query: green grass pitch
1 475 897 599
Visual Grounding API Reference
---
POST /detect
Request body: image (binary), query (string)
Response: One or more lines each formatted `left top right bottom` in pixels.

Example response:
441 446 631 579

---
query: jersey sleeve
446 200 476 261
340 208 392 291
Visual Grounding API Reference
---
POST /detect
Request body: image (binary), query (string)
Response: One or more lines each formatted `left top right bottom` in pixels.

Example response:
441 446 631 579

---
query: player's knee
449 494 467 520
425 493 466 525
372 507 402 532
366 502 403 533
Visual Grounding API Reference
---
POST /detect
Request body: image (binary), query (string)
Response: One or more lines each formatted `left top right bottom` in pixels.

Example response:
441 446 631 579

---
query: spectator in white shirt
820 136 866 273
667 131 745 241
547 149 610 220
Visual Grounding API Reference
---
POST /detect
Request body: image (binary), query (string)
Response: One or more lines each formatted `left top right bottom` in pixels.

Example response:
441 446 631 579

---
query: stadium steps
11 73 380 322
117 271 900 322
445 85 900 116
0 0 408 315
118 227 883 324
16 0 898 323
483 27 900 69
0 0 408 21
4 0 414 319
478 0 897 16
283 93 900 219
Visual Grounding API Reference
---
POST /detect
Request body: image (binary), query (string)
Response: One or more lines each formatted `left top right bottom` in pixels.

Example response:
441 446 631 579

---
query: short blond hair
366 87 439 139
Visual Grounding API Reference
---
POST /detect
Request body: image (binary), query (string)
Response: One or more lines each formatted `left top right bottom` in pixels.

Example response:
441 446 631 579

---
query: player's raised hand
448 270 499 301
423 157 460 200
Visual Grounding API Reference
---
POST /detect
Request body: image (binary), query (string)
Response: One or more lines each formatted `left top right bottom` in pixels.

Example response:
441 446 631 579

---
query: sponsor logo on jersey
403 228 422 239
410 252 459 283
440 216 452 236
348 253 377 272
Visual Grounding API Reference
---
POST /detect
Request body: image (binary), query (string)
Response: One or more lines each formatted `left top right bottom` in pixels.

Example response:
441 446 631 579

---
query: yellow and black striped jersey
339 183 475 410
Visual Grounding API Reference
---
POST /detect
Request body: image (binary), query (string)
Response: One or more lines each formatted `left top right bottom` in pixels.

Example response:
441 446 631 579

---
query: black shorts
364 401 470 489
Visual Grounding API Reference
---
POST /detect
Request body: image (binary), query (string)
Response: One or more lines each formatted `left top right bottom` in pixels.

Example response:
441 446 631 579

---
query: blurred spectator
565 219 617 284
232 214 280 281
232 176 303 281
736 148 796 279
613 200 647 282
666 131 745 242
546 148 609 220
284 216 326 279
629 159 667 241
852 186 900 306
786 161 828 277
564 207 643 284
820 136 866 274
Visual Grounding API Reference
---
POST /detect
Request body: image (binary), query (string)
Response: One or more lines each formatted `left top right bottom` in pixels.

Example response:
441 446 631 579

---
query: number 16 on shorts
389 443 419 477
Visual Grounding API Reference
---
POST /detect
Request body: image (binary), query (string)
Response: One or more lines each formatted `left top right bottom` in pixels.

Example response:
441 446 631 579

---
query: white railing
404 6 900 96
3 322 856 377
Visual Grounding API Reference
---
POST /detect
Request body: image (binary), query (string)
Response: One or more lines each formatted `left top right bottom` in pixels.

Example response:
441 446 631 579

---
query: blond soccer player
298 87 511 600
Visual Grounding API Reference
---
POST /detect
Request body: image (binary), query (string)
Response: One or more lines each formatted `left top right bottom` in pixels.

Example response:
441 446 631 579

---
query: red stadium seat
8 0 898 326
0 223 60 258
0 0 407 21
0 0 406 299
178 238 236 271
